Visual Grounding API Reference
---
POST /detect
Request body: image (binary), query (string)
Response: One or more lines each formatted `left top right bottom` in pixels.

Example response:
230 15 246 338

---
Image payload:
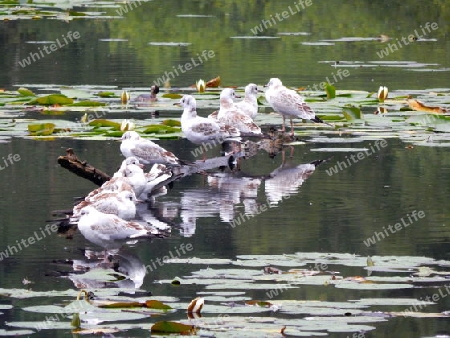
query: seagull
265 78 325 135
77 206 165 250
139 163 174 199
217 88 262 136
134 85 159 102
120 131 181 166
114 157 144 178
178 95 240 145
235 83 260 119
72 190 138 222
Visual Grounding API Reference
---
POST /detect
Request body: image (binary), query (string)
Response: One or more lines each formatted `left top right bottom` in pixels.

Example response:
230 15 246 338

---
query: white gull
77 206 164 250
265 78 325 135
235 83 260 119
178 95 240 145
217 88 262 136
120 131 181 166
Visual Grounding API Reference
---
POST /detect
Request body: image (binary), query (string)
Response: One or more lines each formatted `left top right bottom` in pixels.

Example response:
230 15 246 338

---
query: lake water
0 0 449 337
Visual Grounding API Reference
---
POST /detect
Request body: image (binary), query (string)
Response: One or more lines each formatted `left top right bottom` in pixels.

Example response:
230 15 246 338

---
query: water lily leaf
98 301 144 309
145 300 173 310
325 83 336 99
0 329 36 336
96 91 117 98
150 321 196 334
60 89 91 99
88 119 121 130
161 93 183 99
68 101 106 107
17 87 35 96
28 123 55 136
143 125 180 134
28 94 74 105
342 105 362 120
161 119 181 127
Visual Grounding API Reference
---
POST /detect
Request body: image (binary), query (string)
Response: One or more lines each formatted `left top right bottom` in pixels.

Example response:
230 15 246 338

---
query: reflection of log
57 148 111 186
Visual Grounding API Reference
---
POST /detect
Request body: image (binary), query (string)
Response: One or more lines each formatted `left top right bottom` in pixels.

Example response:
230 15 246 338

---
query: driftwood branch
56 134 300 187
57 148 111 186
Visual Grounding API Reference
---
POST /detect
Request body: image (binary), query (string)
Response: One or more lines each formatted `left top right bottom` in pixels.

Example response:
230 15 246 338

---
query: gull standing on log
178 95 240 145
120 131 181 166
235 83 260 119
217 88 262 136
265 78 324 135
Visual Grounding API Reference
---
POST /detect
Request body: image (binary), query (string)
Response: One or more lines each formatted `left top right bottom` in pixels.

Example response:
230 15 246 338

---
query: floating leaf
145 300 173 310
28 123 55 136
88 119 121 130
161 119 181 127
162 93 183 99
28 94 74 106
97 91 117 98
143 125 180 134
150 321 196 334
68 101 106 107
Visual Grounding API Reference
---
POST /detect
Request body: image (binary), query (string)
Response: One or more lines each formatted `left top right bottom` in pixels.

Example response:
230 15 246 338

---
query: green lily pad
88 119 121 130
161 119 182 127
28 123 55 136
28 94 74 105
68 101 107 107
162 93 183 99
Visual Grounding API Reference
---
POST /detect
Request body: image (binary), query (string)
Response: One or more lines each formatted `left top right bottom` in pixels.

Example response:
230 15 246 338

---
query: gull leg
281 115 286 133
290 118 294 136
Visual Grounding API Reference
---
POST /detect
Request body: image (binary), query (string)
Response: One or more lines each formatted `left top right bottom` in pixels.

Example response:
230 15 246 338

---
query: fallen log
57 148 111 186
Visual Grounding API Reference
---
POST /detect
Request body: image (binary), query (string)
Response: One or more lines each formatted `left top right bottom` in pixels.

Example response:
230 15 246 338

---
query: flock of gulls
72 78 327 252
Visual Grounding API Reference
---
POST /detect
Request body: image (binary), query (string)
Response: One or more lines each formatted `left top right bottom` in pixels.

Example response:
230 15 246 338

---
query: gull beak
173 102 181 107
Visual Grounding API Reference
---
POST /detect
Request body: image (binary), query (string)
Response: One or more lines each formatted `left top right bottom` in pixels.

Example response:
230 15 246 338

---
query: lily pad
150 321 196 334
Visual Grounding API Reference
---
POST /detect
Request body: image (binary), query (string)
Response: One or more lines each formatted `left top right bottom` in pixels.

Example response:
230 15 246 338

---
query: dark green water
0 0 449 337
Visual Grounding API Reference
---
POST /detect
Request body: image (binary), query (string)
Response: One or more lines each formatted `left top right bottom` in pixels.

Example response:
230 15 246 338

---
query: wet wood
57 148 111 186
